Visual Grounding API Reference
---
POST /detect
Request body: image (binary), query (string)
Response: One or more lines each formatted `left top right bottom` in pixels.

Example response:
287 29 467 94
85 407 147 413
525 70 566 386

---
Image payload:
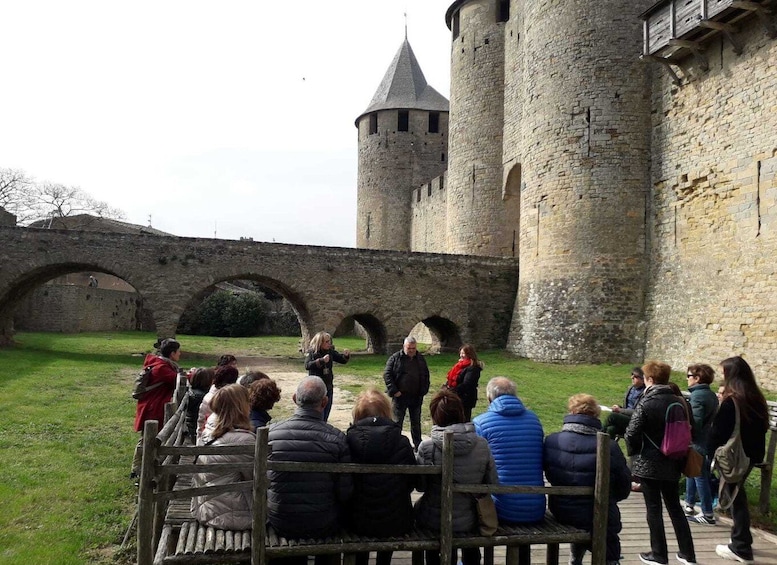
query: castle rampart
411 172 448 253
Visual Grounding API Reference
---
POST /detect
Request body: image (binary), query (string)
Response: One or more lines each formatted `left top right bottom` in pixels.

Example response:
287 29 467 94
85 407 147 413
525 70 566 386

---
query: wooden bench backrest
138 418 612 565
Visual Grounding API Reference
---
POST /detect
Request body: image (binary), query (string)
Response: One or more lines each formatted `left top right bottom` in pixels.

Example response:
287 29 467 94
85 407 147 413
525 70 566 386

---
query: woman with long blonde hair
304 331 350 422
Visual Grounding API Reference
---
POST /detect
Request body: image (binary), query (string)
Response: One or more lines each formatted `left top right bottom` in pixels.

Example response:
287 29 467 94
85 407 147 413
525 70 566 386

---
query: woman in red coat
131 338 181 478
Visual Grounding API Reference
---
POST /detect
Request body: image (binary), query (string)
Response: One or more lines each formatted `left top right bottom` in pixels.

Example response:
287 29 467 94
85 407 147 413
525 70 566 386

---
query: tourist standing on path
132 338 182 478
305 331 350 422
711 356 768 565
383 336 431 451
683 364 719 526
624 361 696 565
445 344 483 422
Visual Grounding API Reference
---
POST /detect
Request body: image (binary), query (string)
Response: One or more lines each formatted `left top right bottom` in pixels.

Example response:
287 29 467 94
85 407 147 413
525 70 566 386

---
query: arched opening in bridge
410 316 462 354
176 277 310 342
334 313 388 354
0 264 150 335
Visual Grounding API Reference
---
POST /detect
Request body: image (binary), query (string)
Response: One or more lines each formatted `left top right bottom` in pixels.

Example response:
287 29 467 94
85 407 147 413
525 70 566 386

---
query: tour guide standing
383 336 430 450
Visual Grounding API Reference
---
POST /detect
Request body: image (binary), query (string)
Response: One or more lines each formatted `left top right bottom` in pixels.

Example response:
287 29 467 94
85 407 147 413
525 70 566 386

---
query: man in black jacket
267 376 352 546
383 336 431 450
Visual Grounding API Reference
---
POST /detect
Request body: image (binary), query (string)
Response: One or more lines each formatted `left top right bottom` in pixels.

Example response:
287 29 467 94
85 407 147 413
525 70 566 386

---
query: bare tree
0 169 34 220
0 167 125 225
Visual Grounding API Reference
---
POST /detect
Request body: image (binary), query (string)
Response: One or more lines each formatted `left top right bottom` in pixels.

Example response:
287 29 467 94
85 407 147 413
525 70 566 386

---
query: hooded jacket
346 416 416 536
624 384 686 481
473 394 546 523
415 422 497 533
134 353 178 432
687 383 718 455
190 428 255 530
266 406 352 538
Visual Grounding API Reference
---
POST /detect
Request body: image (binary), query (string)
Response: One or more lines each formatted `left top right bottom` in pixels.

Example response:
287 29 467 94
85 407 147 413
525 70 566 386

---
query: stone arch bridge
0 227 519 353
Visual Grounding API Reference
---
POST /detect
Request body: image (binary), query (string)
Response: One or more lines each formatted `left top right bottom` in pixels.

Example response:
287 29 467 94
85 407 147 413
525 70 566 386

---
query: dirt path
235 356 367 431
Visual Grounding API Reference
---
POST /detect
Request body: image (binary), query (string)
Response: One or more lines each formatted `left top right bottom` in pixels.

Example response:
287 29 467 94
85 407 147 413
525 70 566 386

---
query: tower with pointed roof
355 39 449 251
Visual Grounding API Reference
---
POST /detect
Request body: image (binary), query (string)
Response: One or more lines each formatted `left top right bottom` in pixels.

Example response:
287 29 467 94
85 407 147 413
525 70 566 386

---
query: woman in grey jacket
191 384 255 530
416 390 498 565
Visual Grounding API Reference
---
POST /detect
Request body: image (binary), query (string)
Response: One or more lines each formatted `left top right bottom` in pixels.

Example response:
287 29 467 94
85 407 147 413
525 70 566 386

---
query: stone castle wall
14 285 143 333
446 0 514 257
644 23 777 390
411 172 448 253
508 0 654 362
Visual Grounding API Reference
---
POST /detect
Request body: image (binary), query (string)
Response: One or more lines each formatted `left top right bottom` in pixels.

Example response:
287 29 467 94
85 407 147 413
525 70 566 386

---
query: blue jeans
685 454 714 515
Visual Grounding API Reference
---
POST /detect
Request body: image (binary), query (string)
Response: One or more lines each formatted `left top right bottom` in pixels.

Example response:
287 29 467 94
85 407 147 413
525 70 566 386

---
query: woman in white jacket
191 384 255 530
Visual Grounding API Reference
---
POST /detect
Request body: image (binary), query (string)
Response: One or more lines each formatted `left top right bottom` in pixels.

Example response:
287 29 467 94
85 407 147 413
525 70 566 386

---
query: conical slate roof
356 39 449 124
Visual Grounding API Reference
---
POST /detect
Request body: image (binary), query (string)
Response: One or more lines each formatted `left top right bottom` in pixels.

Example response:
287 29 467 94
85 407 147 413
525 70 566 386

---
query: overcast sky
1 1 453 247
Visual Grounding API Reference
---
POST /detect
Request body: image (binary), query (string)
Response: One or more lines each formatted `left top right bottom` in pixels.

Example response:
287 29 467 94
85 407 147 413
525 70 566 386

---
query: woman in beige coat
191 384 255 530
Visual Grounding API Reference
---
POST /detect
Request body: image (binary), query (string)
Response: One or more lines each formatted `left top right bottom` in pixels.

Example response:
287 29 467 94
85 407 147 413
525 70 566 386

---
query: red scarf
446 359 471 388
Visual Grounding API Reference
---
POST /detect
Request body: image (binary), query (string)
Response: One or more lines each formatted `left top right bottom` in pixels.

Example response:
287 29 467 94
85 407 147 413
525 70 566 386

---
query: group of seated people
186 365 630 565
185 354 282 445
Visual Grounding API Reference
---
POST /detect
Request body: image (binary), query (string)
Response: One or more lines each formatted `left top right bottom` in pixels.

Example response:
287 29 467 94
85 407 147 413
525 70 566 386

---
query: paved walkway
385 467 777 564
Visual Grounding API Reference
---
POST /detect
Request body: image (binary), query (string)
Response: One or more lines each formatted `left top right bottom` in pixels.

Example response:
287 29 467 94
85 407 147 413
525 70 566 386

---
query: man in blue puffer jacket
473 376 546 523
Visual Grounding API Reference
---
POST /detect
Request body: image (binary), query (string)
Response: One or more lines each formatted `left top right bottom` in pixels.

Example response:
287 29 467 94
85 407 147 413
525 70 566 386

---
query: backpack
646 398 691 459
131 365 163 400
713 399 750 504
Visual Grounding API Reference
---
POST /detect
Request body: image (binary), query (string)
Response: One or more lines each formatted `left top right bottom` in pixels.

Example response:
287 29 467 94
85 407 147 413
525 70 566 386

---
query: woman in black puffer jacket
346 388 416 565
624 361 696 565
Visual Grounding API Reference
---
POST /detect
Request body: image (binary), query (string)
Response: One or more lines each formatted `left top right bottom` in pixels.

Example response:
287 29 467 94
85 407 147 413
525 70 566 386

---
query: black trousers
728 467 755 560
640 477 695 562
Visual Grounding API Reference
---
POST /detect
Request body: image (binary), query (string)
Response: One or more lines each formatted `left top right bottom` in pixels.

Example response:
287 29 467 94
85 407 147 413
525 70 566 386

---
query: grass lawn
0 331 775 564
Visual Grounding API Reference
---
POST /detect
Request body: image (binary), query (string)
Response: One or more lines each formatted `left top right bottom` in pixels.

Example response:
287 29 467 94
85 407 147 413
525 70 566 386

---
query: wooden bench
136 397 613 565
755 400 777 514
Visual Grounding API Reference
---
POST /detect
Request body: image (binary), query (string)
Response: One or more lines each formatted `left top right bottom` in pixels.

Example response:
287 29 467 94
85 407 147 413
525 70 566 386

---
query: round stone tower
355 39 449 251
508 0 654 362
445 0 516 257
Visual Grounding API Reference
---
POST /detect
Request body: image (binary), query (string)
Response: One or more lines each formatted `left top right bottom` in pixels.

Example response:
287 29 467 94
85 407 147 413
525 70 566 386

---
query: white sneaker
715 544 754 564
682 503 695 515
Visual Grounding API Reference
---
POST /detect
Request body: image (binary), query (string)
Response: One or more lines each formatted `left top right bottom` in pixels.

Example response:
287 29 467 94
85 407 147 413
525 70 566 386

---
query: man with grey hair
383 336 430 450
473 376 546 524
267 376 352 544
